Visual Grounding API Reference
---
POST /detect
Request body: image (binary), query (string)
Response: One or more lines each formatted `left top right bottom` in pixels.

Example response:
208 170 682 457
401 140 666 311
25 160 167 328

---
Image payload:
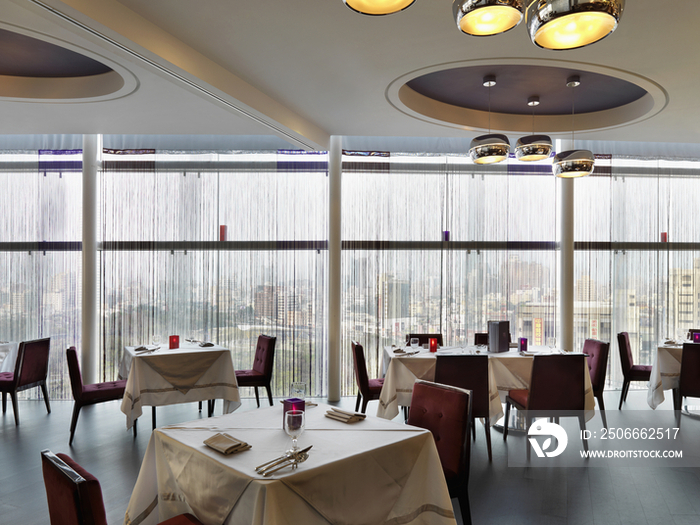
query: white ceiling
1 0 699 154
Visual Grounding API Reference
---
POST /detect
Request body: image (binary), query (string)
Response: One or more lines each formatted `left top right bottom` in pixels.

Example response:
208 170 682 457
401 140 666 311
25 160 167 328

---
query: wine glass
547 337 556 352
410 337 419 349
284 410 305 453
151 334 161 348
290 382 306 400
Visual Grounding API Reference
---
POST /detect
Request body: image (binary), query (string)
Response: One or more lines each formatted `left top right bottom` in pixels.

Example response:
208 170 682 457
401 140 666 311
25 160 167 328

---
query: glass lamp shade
343 0 415 15
453 0 524 36
552 149 595 178
527 0 624 50
470 134 511 164
515 134 553 162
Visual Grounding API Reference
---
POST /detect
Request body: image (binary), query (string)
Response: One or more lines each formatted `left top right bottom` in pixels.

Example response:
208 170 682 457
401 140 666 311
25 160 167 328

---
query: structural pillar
328 136 342 402
82 134 101 383
558 139 575 352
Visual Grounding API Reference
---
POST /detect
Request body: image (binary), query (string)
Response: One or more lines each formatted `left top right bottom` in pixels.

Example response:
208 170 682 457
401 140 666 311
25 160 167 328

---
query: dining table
119 341 241 430
123 403 457 525
377 345 596 422
0 341 20 373
647 341 682 409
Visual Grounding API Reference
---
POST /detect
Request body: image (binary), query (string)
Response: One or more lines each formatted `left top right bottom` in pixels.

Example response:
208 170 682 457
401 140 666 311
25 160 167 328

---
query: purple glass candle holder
518 337 528 352
283 397 305 428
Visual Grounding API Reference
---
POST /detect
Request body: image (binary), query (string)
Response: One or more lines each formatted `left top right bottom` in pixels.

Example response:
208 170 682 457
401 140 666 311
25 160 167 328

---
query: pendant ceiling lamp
470 75 510 165
452 0 524 36
343 0 415 16
552 76 594 178
527 0 625 50
515 96 552 162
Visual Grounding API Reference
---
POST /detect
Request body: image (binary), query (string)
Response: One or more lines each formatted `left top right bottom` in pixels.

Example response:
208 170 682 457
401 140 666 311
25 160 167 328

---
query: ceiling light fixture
452 0 524 36
527 0 625 50
343 0 415 16
553 76 594 178
470 75 510 165
515 96 553 162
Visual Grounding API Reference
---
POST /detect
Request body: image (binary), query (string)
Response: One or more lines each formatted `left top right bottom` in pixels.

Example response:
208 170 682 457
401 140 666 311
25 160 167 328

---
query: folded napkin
204 433 251 455
325 407 366 424
199 342 215 347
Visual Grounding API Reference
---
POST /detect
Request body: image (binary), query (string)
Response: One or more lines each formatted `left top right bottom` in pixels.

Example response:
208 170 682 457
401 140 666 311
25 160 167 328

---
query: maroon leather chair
435 355 492 461
41 449 203 525
675 343 700 427
474 332 489 346
351 341 384 413
617 332 652 409
584 338 610 428
1 337 51 425
407 380 472 525
235 335 276 407
405 333 443 346
66 346 132 445
504 354 588 458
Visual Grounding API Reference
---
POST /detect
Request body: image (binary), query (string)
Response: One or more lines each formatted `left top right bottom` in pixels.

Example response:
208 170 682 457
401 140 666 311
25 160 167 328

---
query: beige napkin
203 433 251 455
325 407 367 424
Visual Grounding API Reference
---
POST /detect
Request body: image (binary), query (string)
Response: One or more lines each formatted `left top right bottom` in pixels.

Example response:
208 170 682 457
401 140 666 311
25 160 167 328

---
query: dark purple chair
1 337 51 425
617 332 652 409
674 343 700 427
235 335 276 407
351 341 384 413
504 354 588 458
407 380 472 525
41 449 203 525
435 355 492 461
584 338 610 428
474 332 488 345
66 346 132 445
405 333 444 346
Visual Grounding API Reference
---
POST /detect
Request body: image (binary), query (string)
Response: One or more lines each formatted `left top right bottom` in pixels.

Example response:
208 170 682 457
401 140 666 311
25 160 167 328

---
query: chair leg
133 418 137 438
402 406 409 421
503 401 511 441
355 391 361 412
253 387 260 408
578 415 588 452
472 420 476 441
525 415 532 461
11 391 19 425
41 381 51 414
484 418 492 462
152 406 157 430
361 397 369 414
208 400 215 417
618 380 630 410
198 401 202 412
673 388 681 411
596 393 607 429
2 391 5 412
265 384 273 407
69 403 82 446
457 489 472 525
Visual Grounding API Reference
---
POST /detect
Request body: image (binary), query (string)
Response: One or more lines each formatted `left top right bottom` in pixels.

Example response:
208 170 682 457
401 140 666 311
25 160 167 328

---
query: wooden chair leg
2 391 6 412
596 393 607 428
152 406 157 430
198 401 202 412
484 418 492 462
208 400 215 417
457 489 472 525
41 382 51 413
265 384 273 406
69 403 81 446
253 387 260 408
355 392 361 412
361 397 369 414
11 391 19 425
503 401 511 441
472 420 476 441
578 415 588 452
133 418 137 438
618 380 629 409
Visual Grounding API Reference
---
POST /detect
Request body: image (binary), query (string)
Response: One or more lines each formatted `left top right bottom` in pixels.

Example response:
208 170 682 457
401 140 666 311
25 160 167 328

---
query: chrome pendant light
343 0 415 16
515 96 552 162
453 0 524 36
527 0 625 50
470 75 510 165
553 76 594 178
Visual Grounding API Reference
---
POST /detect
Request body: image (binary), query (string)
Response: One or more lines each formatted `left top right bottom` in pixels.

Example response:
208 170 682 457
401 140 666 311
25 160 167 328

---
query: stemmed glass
290 382 306 400
284 411 305 453
410 337 419 349
547 337 557 352
151 334 161 349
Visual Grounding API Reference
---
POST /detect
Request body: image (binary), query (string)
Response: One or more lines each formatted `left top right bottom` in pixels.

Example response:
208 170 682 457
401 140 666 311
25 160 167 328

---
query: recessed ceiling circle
386 58 668 134
0 25 138 103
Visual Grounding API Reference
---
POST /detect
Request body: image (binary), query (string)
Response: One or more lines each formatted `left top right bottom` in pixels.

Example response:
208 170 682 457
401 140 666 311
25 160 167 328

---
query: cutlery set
255 445 312 477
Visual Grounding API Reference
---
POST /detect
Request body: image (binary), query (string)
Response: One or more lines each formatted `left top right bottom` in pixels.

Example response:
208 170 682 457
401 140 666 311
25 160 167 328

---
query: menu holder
204 433 251 455
324 407 366 424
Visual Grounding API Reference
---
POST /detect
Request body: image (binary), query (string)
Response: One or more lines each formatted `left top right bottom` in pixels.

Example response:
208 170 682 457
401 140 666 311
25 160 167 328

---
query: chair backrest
583 339 610 394
405 333 443 346
681 343 700 398
41 449 108 525
252 335 276 377
474 332 488 346
66 346 85 401
351 341 370 394
528 354 585 412
17 337 51 389
407 380 471 484
617 331 636 377
435 355 489 418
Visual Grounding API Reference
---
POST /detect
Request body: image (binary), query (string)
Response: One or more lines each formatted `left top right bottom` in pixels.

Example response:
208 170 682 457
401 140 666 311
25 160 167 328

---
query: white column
82 135 101 383
328 136 342 402
557 139 575 352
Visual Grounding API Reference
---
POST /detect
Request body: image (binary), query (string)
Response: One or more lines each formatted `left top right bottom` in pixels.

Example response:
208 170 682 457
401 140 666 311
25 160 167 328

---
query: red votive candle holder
220 225 228 241
169 335 179 349
283 398 305 428
661 232 668 242
518 337 528 352
429 338 438 353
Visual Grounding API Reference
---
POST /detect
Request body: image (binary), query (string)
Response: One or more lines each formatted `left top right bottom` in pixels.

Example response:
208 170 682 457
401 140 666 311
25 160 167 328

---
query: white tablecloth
377 346 595 422
647 344 682 409
0 342 20 373
123 404 457 525
120 343 241 429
